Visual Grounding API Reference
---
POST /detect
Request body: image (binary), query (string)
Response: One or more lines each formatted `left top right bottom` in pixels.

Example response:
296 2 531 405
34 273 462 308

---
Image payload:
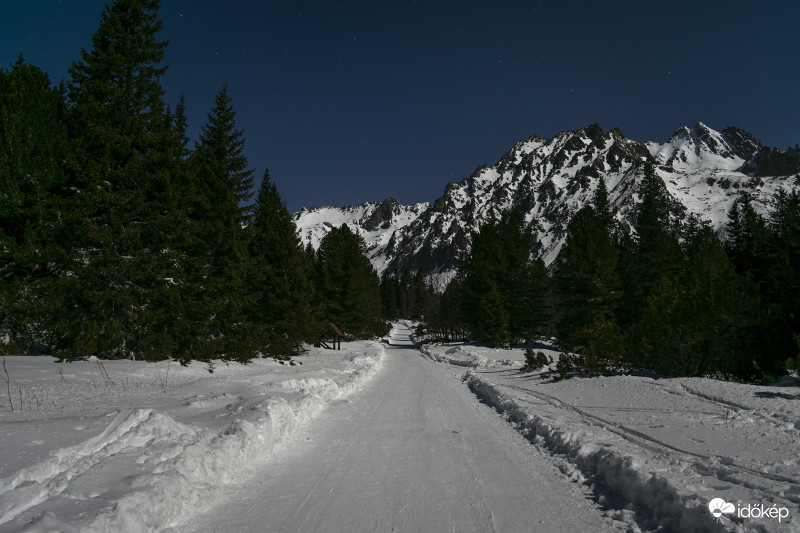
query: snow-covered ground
418 341 527 369
422 341 800 532
2 324 798 532
0 340 386 532
181 324 624 533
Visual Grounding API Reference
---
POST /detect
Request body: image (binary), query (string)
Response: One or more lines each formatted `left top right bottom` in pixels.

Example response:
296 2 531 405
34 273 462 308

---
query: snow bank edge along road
0 339 387 533
465 374 723 533
417 337 799 533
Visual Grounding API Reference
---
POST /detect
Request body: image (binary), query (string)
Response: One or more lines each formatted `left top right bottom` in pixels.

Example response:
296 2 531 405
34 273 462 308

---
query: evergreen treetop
67 0 168 176
593 176 613 233
172 93 191 161
195 83 255 221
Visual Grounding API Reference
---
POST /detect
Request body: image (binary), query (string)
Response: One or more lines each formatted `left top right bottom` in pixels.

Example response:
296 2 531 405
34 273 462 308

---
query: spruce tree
723 188 800 376
194 84 255 223
314 225 385 338
67 0 170 195
682 225 762 379
379 271 401 319
631 225 761 379
594 176 614 233
459 209 548 345
553 205 622 373
62 0 182 358
173 93 191 161
406 271 427 320
0 58 69 352
180 85 257 362
763 188 800 373
477 284 510 348
725 194 771 284
617 162 682 330
247 168 316 356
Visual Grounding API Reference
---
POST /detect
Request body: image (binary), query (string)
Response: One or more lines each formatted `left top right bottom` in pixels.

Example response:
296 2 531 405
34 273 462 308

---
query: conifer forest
0 0 389 366
2 0 799 384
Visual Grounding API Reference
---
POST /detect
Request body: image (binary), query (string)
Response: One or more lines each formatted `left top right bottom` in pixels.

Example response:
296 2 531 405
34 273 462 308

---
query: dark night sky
2 1 798 213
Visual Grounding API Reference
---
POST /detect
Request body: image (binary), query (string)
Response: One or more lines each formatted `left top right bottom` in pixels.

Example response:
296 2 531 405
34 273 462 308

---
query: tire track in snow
183 325 618 533
501 381 800 491
465 373 727 533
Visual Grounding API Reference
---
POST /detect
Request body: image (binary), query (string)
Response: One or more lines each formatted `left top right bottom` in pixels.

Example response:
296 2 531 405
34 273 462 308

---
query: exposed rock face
294 123 800 278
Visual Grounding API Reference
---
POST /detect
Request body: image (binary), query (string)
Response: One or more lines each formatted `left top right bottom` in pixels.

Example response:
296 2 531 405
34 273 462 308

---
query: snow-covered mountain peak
647 122 745 171
293 197 429 273
294 123 799 278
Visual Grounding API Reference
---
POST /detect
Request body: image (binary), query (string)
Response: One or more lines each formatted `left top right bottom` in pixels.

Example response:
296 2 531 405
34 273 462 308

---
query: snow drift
421 341 800 532
0 341 386 532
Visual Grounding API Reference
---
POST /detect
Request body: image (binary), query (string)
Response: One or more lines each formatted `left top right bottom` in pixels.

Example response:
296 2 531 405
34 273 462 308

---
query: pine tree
61 0 182 358
314 225 385 338
247 168 316 356
0 57 69 353
459 209 548 345
194 83 255 223
553 205 622 372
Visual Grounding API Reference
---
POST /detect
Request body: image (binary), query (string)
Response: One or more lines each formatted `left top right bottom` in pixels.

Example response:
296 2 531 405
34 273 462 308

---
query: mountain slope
293 198 429 274
294 123 800 277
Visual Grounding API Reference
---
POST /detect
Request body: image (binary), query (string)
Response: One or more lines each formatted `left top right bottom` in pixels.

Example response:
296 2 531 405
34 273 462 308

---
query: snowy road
183 324 617 533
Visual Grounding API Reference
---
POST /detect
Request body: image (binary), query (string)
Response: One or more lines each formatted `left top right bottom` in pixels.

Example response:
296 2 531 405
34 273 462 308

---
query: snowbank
466 374 722 532
418 343 525 369
425 342 800 532
0 341 385 532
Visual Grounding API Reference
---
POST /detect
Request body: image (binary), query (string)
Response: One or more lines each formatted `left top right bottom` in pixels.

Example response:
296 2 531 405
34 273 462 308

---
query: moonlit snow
1 324 798 532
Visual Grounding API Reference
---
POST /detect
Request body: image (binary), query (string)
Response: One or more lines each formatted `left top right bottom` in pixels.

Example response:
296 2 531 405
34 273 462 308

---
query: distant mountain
293 198 429 274
293 123 800 278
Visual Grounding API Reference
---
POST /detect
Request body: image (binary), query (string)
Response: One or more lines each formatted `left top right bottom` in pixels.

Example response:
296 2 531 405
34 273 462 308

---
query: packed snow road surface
184 324 618 533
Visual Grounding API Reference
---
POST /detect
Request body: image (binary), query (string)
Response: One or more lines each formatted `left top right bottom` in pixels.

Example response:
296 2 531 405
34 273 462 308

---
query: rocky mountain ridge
293 123 800 278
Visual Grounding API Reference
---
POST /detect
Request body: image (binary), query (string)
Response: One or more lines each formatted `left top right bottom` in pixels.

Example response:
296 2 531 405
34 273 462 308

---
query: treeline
0 0 388 364
400 165 800 382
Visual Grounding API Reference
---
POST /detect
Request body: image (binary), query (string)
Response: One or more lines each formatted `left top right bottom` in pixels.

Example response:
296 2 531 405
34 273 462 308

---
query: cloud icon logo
708 498 736 520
